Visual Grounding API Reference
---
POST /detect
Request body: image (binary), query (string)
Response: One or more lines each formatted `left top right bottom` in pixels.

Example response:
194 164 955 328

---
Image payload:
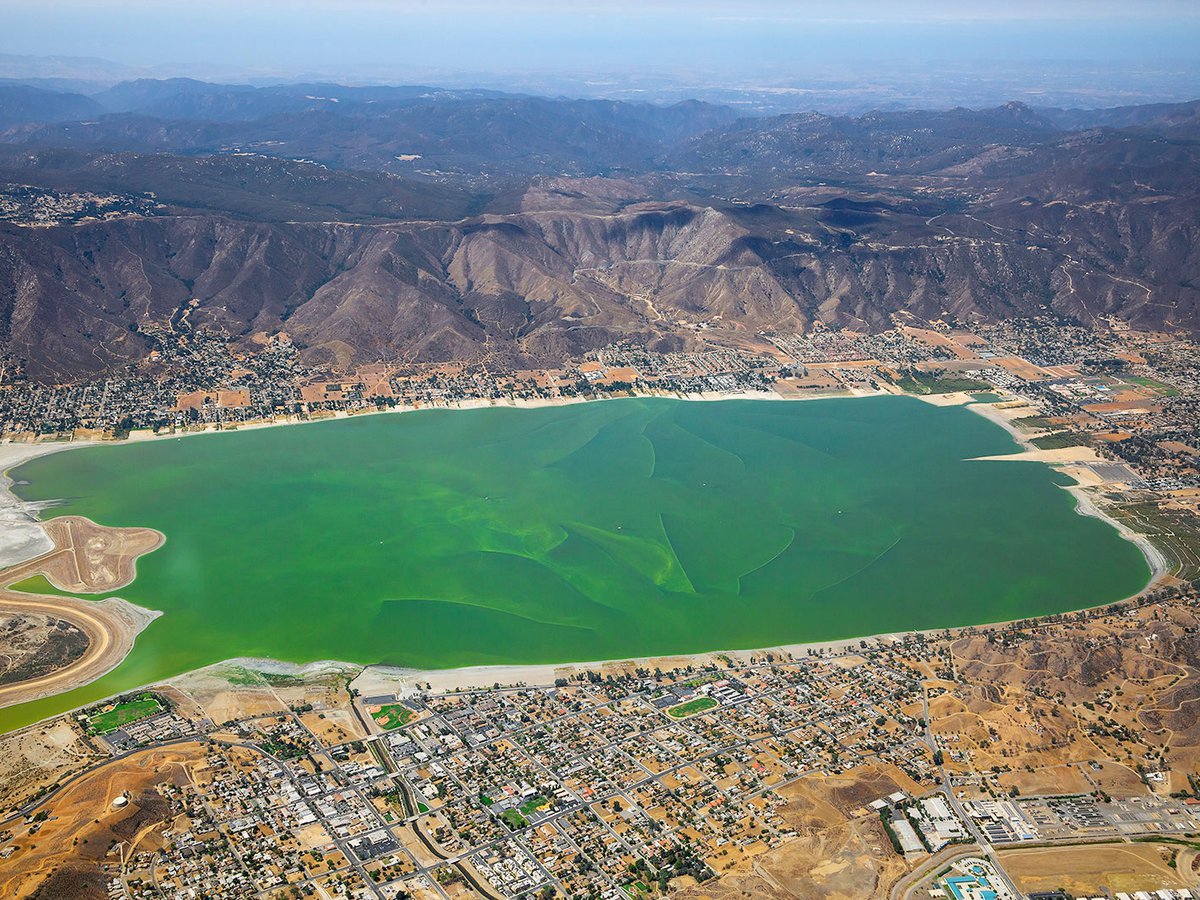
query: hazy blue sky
3 0 1199 79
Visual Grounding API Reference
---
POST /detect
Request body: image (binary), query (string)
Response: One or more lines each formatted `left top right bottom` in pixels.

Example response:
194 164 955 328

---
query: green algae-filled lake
1 396 1150 731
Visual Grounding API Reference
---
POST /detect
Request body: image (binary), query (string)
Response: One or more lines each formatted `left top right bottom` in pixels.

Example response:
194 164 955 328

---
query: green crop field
1030 432 1091 450
1012 416 1056 432
1123 376 1180 397
896 371 991 395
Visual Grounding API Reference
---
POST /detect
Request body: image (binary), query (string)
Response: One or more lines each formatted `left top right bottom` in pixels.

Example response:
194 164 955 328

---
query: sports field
86 696 162 734
370 704 414 730
0 396 1151 732
667 697 719 718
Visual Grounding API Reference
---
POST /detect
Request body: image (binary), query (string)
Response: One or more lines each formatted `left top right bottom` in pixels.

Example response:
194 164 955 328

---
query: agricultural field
1122 376 1180 397
1012 415 1056 432
1108 500 1200 580
896 371 991 394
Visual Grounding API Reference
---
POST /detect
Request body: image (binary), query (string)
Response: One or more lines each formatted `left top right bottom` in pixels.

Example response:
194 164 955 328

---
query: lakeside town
2 1 1199 896
3 314 1198 578
3 317 1198 481
1 316 1200 897
3 577 1200 899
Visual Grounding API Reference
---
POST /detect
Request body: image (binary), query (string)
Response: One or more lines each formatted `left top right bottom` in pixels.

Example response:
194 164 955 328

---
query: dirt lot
0 611 89 686
1087 760 1155 797
676 763 919 900
0 717 105 815
168 661 365 742
37 516 163 594
995 764 1095 797
999 842 1194 895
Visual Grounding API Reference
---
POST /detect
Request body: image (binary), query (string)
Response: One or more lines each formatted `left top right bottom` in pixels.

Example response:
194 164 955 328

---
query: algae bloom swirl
1 396 1150 731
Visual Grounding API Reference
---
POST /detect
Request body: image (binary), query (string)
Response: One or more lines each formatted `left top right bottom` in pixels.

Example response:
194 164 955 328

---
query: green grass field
501 808 529 830
896 371 992 395
520 796 550 815
370 703 414 730
1123 376 1180 397
1012 416 1056 432
667 696 718 718
1030 432 1091 450
87 696 162 734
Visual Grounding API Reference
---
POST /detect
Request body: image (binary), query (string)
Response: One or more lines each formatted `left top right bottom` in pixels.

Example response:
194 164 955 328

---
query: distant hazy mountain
0 84 104 129
669 102 1061 179
0 52 143 85
4 85 740 176
0 82 1196 381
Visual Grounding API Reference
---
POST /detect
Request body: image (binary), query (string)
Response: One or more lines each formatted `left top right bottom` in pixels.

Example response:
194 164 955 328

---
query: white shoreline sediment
962 399 1169 587
0 441 97 568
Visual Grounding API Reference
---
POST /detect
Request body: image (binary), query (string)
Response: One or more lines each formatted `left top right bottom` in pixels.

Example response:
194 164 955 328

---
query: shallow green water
0 397 1149 731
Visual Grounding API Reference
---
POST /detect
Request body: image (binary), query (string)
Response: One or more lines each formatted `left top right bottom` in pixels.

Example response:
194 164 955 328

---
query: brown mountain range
0 88 1196 381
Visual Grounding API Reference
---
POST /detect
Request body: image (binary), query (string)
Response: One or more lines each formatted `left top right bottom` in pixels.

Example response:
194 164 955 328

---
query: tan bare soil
933 597 1200 785
995 764 1095 797
999 842 1191 895
166 662 365 741
0 742 207 899
0 611 89 685
677 764 918 900
0 516 163 708
36 516 163 594
0 717 106 815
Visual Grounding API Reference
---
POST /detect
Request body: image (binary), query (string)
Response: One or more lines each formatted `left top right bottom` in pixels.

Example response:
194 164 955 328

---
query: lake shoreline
963 398 1168 585
0 386 1168 733
204 544 1175 702
0 515 165 711
0 441 98 567
0 385 883 568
